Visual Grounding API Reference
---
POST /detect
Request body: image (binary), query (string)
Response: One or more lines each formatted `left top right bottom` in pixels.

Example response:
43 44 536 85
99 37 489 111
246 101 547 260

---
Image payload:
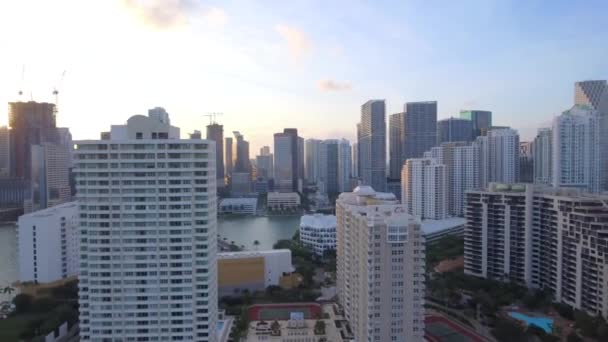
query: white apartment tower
533 128 552 185
552 105 602 193
401 158 448 220
74 113 218 341
464 183 608 318
474 128 520 187
452 144 480 216
336 186 425 341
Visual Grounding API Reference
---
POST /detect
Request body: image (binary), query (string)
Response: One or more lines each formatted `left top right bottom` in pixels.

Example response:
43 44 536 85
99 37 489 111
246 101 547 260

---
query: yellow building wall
218 256 265 287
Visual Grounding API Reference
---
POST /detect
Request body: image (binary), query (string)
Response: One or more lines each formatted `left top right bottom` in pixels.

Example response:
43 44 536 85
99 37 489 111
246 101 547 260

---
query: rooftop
19 201 78 219
218 249 291 260
421 217 467 235
300 214 336 228
219 198 258 205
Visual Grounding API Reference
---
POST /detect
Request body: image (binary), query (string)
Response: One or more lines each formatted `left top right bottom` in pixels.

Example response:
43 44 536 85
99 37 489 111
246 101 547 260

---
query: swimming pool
508 312 553 333
217 321 224 331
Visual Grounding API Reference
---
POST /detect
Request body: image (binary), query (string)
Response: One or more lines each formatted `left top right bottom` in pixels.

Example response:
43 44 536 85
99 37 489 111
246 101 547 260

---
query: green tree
566 332 583 342
314 320 326 335
12 293 33 314
491 320 527 342
253 240 260 250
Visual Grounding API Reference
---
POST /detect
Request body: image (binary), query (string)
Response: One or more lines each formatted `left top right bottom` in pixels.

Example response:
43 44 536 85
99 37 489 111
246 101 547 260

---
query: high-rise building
575 80 608 114
8 101 58 179
474 128 520 187
74 112 218 341
388 112 404 179
460 110 492 138
260 146 270 156
320 140 339 194
0 126 10 177
533 128 552 185
336 186 425 341
403 101 438 160
552 105 601 193
225 137 233 177
231 131 250 173
206 123 225 185
338 139 352 193
25 143 71 213
18 201 78 283
437 117 473 144
465 183 608 318
352 142 358 178
255 154 273 179
358 100 387 191
401 157 448 220
519 142 534 183
305 139 322 184
147 106 170 124
273 129 303 192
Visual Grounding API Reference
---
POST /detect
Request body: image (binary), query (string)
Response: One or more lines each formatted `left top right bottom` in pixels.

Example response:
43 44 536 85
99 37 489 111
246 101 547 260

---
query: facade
74 112 218 341
17 201 79 283
219 198 258 215
388 112 404 179
519 142 534 183
267 192 300 210
460 110 492 138
403 101 438 160
305 139 322 184
320 140 339 194
552 105 601 193
25 143 71 213
148 107 170 124
475 128 520 187
225 137 233 177
402 158 448 220
337 139 352 193
299 214 336 256
218 249 294 296
352 142 358 178
464 183 608 318
437 117 473 144
0 126 10 176
336 186 425 342
255 154 273 179
206 123 225 185
533 128 552 185
358 100 387 191
0 178 28 209
231 172 252 195
232 131 251 173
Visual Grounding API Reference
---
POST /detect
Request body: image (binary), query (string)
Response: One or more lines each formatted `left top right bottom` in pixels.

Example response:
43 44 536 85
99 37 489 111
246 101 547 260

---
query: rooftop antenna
204 112 223 125
18 65 25 98
53 70 67 107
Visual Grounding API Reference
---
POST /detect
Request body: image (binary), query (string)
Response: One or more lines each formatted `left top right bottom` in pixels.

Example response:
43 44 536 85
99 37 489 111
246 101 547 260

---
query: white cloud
122 0 194 29
318 79 352 92
203 7 228 28
275 24 312 64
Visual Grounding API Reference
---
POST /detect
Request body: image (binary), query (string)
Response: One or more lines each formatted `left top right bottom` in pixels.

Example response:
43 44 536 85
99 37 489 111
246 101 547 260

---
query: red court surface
248 303 322 321
425 315 487 342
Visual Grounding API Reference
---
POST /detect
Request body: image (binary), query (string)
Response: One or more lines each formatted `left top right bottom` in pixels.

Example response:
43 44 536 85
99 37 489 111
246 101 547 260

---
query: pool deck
502 306 574 337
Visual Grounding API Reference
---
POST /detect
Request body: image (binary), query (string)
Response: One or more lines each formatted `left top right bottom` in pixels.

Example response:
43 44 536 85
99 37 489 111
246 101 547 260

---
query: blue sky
0 0 606 152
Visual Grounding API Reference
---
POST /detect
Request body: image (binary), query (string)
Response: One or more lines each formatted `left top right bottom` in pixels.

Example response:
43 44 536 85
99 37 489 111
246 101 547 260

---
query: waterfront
217 215 300 251
0 224 18 303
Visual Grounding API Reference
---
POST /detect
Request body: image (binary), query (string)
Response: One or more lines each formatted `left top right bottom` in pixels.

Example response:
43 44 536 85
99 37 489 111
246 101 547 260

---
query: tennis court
425 315 486 342
248 303 322 321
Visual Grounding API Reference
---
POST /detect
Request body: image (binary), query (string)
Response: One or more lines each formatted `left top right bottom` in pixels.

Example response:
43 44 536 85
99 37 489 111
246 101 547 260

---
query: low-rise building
267 192 300 210
218 249 294 296
421 217 466 243
299 214 336 256
245 303 354 342
17 201 78 283
219 198 258 215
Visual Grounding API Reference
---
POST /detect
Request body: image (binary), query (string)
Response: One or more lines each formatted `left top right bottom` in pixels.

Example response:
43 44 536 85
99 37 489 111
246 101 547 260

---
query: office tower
403 101 438 160
336 186 425 341
274 132 293 192
74 112 218 341
24 143 71 213
552 105 601 193
231 131 250 173
274 129 302 192
351 142 358 178
8 101 58 178
320 140 339 194
148 106 170 124
206 123 225 184
437 117 473 144
224 137 233 177
533 128 552 185
358 100 387 191
260 146 270 156
338 139 352 193
189 130 202 139
460 110 492 138
305 139 322 184
464 183 608 318
519 142 534 183
388 112 404 179
356 123 362 178
231 172 251 195
401 157 448 220
255 153 273 179
0 126 10 176
475 128 520 187
18 201 78 283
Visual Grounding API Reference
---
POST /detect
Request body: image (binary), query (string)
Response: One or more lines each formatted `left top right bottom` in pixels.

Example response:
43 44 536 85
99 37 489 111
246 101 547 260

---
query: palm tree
253 240 260 251
2 286 15 294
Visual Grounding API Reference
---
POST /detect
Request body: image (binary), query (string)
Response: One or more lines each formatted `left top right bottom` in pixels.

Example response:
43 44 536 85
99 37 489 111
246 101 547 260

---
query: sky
0 0 607 153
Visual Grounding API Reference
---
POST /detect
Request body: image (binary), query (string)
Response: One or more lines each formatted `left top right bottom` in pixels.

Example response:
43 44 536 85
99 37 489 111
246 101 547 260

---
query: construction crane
53 70 67 107
203 112 223 125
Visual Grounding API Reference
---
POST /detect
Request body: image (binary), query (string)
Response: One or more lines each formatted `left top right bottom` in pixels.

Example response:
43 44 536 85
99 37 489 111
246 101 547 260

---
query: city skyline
1 1 607 153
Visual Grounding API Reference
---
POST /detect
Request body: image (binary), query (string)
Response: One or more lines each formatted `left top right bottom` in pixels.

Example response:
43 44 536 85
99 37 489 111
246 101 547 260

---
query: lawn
0 314 44 342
